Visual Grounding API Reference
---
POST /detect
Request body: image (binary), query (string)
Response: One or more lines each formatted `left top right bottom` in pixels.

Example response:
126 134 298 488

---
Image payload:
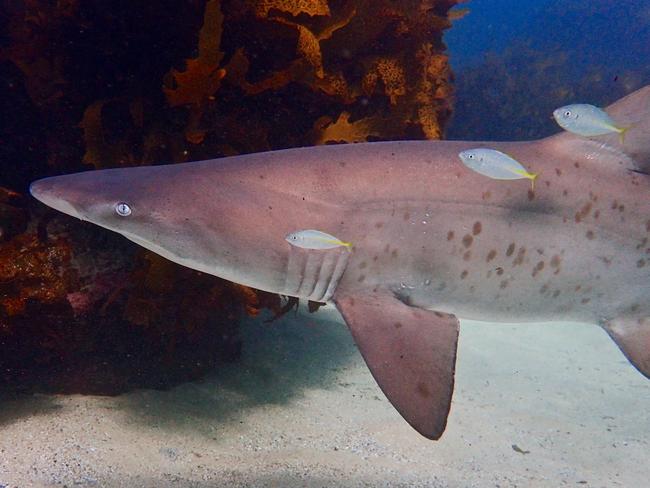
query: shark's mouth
283 247 350 302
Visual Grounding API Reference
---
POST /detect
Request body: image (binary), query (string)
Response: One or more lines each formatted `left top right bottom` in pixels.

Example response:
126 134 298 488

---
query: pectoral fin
334 290 459 440
603 316 650 379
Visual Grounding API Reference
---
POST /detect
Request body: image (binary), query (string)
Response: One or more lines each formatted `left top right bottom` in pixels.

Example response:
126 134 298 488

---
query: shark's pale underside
30 86 650 439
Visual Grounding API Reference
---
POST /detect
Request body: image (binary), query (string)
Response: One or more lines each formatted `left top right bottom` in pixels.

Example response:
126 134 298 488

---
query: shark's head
29 163 309 295
30 167 192 257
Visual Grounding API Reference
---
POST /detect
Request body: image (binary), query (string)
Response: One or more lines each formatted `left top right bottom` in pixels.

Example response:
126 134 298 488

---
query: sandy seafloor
1 306 649 488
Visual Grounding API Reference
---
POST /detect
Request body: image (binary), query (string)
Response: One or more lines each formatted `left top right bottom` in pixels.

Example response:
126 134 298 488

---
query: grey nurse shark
30 86 650 440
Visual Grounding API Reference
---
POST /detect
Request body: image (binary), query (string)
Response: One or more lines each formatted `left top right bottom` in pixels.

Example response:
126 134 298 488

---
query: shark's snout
30 177 83 220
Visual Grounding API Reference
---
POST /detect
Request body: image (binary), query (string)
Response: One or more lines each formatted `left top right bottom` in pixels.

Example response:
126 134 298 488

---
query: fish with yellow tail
553 103 631 143
458 148 539 191
285 229 353 251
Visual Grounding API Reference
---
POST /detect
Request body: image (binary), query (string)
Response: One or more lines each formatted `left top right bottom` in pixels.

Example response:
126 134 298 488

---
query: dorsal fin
604 85 650 169
543 85 650 173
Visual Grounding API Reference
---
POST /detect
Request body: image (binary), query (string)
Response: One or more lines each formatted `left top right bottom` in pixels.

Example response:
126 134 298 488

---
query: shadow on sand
0 306 358 430
104 307 359 431
0 392 64 427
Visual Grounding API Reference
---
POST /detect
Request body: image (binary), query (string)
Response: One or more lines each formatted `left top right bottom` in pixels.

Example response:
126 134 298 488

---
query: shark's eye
115 202 132 217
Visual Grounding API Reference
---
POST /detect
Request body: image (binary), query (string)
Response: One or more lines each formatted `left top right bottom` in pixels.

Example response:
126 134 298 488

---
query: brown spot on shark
513 247 526 266
599 256 613 267
417 382 431 399
447 231 455 241
506 243 516 257
551 255 561 268
473 222 482 235
575 202 592 223
586 230 595 240
486 250 497 262
462 234 473 248
461 270 468 279
550 254 562 274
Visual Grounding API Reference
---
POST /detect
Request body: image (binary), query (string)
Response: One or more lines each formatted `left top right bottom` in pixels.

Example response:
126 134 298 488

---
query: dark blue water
446 0 650 140
446 0 553 69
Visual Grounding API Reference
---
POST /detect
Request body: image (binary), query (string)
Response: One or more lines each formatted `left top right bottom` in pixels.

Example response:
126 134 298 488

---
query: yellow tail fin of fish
618 125 631 144
512 168 539 191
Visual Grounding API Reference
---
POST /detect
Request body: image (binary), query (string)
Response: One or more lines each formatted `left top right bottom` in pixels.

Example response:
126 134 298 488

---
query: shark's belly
336 201 649 324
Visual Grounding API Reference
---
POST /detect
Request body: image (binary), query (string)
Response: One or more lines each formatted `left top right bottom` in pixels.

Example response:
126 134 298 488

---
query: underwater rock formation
0 0 458 394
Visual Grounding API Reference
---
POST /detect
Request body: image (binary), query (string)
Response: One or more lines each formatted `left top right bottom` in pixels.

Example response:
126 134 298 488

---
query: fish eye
468 154 475 159
564 110 572 118
115 202 132 217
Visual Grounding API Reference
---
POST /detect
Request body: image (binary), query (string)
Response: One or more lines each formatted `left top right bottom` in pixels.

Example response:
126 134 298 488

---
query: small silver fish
458 148 538 190
553 103 630 142
285 229 352 250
